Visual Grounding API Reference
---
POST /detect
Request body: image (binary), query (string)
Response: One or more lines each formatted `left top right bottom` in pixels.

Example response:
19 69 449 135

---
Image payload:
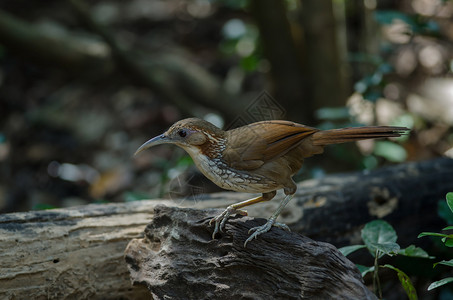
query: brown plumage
135 118 409 246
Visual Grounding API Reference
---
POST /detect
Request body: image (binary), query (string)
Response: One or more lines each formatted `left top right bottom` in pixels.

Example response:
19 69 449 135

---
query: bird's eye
178 129 187 137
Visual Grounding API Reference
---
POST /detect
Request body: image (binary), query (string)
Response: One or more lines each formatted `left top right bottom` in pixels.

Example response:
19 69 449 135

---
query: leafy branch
418 192 453 291
340 220 432 300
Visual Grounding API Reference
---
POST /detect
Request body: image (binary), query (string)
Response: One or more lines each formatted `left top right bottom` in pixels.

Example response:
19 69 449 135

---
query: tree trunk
249 0 309 123
300 0 349 111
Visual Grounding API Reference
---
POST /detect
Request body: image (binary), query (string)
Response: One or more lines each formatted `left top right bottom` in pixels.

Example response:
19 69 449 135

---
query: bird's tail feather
312 126 409 146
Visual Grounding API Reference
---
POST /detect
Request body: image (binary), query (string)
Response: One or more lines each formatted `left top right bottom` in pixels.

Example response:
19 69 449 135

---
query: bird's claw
244 219 290 247
273 222 291 232
209 206 247 239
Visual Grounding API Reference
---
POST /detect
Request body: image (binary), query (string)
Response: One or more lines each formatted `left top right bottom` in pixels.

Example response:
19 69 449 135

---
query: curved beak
134 134 169 156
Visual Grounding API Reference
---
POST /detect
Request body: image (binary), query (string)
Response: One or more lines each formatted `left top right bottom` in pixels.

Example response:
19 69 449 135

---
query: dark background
1 0 453 299
2 0 452 213
0 0 453 212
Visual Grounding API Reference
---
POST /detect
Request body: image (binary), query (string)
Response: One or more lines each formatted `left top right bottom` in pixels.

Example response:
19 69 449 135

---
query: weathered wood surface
0 157 452 299
125 205 377 300
0 201 176 299
276 157 453 247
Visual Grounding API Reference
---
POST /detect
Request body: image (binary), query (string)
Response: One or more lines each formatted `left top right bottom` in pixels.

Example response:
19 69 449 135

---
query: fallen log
187 157 453 248
0 200 171 299
0 158 451 298
273 157 453 247
125 205 377 299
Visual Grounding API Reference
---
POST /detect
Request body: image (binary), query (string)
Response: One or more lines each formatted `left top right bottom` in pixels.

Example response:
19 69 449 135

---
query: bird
135 118 409 246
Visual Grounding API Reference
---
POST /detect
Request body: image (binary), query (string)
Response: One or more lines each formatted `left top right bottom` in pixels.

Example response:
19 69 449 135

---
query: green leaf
445 238 453 247
438 199 453 224
356 264 374 277
398 245 434 259
362 220 398 243
418 232 448 238
370 242 400 257
434 259 453 268
443 226 453 231
339 245 367 257
374 141 407 162
447 192 453 213
383 264 418 300
362 220 400 256
428 277 453 291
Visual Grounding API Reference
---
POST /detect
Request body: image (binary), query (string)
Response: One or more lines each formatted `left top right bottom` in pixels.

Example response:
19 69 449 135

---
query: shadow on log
125 205 377 300
286 157 453 247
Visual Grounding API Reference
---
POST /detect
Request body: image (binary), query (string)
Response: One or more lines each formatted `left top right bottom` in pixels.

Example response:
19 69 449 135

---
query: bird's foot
209 206 248 239
244 218 290 247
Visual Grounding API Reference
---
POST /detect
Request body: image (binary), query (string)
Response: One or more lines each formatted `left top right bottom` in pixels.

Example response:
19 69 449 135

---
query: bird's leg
209 196 263 239
209 191 276 239
244 193 294 247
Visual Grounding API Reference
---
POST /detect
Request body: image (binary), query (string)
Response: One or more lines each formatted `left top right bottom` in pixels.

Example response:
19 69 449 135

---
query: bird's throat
182 144 275 193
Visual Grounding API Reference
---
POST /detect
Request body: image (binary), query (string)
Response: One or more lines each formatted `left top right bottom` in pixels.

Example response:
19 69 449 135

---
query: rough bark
0 158 451 299
0 200 174 299
125 205 377 300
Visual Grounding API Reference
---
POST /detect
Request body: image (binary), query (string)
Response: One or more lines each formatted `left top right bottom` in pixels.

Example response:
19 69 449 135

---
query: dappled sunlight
408 78 453 125
383 19 412 44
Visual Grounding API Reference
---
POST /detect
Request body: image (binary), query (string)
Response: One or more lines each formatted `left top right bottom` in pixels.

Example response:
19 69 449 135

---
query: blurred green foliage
316 105 410 169
341 219 432 299
374 141 407 162
374 10 440 35
418 193 453 291
32 203 57 210
220 18 262 72
124 191 151 202
353 63 393 102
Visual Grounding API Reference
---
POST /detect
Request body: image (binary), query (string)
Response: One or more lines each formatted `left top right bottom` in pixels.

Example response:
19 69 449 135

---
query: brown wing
223 120 318 170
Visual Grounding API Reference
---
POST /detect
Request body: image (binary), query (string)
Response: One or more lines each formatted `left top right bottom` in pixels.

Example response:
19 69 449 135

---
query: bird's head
134 118 225 156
